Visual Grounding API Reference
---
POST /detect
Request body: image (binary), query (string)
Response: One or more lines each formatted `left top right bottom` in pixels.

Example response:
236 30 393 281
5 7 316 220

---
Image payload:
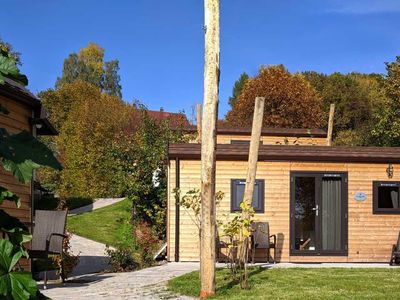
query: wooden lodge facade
0 78 57 270
167 127 400 263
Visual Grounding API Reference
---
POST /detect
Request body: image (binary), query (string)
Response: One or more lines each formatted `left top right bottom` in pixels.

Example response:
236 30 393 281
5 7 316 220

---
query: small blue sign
354 192 367 202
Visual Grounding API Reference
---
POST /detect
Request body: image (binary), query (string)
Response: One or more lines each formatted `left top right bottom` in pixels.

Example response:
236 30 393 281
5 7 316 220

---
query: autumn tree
226 65 323 128
303 71 388 146
369 56 400 146
38 81 130 199
56 43 122 98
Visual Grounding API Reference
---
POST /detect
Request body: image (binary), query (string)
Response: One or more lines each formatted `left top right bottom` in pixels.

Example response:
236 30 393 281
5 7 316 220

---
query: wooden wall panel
168 159 400 263
0 95 33 270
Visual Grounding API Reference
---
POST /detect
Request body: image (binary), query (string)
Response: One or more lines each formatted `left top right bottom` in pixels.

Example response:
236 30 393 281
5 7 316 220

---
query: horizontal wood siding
216 135 327 146
168 159 400 262
0 95 33 270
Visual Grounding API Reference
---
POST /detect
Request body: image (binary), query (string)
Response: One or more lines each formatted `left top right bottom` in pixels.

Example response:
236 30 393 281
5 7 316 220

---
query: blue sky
1 0 400 120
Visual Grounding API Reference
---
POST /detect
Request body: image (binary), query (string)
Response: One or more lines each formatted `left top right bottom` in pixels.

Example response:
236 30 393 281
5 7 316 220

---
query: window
373 181 400 214
231 179 264 213
230 140 263 145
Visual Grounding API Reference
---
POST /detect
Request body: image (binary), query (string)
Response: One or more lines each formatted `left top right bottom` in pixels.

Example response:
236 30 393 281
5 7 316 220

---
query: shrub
52 232 79 280
105 246 138 272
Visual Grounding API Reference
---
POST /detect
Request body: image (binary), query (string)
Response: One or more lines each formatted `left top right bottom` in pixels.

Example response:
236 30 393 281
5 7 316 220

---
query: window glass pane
232 180 263 211
294 177 316 251
378 186 400 209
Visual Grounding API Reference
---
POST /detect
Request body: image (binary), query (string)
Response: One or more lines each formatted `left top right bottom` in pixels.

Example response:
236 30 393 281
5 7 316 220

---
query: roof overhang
169 143 400 164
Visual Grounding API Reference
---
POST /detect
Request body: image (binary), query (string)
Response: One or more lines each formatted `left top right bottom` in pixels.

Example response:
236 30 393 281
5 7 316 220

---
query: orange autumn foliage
226 65 324 128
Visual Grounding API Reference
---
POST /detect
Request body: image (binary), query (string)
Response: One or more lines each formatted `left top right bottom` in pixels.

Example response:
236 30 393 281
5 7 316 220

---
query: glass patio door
290 172 348 256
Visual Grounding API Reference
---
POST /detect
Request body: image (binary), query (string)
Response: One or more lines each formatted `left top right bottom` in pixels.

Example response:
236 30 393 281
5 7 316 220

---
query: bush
105 246 138 272
134 221 159 266
52 232 79 280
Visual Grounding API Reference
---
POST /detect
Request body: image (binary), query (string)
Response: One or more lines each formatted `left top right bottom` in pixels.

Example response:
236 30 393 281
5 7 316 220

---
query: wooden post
243 97 265 209
197 103 202 143
238 97 265 288
200 0 220 298
326 103 335 146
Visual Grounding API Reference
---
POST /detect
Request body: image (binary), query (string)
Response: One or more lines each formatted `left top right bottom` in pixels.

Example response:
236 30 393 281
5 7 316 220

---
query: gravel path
69 198 125 215
41 262 199 300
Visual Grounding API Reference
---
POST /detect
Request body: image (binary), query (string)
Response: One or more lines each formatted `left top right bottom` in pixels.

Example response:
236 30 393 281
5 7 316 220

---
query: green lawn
168 267 400 299
67 198 133 248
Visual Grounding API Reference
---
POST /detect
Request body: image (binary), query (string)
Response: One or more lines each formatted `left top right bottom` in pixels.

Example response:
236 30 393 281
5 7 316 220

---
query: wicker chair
29 210 68 288
251 222 276 264
390 231 400 266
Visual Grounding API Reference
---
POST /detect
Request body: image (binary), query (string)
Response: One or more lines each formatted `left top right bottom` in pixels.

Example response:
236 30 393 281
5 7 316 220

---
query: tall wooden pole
197 103 202 143
326 103 335 146
243 97 265 209
200 0 220 298
239 97 265 288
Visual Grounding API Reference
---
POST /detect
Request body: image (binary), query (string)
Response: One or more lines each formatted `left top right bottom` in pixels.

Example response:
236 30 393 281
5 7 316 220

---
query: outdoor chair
389 231 400 266
251 222 276 264
29 210 68 289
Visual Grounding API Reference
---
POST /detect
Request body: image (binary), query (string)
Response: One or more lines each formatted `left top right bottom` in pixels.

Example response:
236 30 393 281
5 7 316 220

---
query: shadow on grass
219 266 267 293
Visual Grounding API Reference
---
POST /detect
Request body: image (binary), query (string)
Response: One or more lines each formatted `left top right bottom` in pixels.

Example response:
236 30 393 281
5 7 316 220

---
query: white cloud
327 0 400 14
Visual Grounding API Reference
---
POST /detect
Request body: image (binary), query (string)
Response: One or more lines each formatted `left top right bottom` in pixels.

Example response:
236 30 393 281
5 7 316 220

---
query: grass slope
67 198 132 248
168 267 400 299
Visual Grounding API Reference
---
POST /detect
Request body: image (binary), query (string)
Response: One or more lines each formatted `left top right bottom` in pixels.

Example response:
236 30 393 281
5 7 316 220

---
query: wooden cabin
167 128 400 263
0 78 57 270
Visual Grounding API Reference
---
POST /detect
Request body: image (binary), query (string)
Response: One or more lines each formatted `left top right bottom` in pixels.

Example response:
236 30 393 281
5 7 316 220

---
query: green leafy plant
105 246 138 272
222 202 255 289
0 50 27 85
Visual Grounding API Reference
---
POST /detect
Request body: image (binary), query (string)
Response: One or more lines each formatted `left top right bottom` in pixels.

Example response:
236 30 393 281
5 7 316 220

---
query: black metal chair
390 231 400 266
29 210 68 289
251 222 276 264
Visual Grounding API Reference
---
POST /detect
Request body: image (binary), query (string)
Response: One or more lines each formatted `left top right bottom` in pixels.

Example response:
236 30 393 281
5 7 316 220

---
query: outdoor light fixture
387 163 394 179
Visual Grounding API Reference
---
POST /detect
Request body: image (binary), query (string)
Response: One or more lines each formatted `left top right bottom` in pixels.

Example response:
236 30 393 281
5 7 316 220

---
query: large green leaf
0 129 62 183
0 186 21 207
0 55 19 77
0 210 31 248
0 54 28 86
0 240 37 300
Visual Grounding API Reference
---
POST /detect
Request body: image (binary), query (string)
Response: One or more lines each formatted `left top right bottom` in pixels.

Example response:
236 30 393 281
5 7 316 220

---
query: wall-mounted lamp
387 163 394 179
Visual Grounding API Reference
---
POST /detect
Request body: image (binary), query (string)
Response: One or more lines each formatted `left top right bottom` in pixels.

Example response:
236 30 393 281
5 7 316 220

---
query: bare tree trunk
200 0 220 298
326 103 335 146
238 97 265 288
197 103 202 143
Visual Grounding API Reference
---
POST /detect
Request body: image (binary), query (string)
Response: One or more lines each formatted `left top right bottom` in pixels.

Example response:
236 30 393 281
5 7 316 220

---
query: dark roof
0 78 58 135
183 125 326 138
146 110 190 126
169 143 400 163
0 78 41 108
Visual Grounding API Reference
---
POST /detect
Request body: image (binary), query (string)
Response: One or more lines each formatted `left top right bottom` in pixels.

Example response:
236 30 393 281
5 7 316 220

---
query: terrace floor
41 262 397 299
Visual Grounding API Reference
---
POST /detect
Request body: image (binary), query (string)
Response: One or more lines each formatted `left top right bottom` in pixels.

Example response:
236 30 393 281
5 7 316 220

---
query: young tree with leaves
55 43 122 98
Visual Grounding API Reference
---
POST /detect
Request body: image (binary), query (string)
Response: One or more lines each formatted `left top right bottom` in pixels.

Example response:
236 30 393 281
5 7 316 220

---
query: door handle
312 204 319 216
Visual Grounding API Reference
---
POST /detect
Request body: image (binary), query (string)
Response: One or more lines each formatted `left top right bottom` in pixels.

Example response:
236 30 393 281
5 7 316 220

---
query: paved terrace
42 262 396 299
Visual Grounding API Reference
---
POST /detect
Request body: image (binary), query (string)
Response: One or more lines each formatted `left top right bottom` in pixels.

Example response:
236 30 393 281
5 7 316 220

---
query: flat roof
184 125 326 138
169 143 400 163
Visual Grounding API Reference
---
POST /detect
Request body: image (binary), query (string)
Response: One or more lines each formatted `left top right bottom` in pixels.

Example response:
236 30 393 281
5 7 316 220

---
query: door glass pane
321 178 342 251
294 177 316 251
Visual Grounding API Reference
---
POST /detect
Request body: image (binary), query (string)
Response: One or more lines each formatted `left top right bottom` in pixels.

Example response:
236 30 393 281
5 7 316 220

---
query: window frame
230 179 265 213
373 181 400 214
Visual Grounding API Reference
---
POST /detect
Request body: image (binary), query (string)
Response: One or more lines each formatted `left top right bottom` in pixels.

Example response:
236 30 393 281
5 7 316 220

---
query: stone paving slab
41 262 199 300
69 198 125 215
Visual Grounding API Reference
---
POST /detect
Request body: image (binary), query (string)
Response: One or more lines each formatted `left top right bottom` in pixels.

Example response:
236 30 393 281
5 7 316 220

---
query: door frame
290 171 348 256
